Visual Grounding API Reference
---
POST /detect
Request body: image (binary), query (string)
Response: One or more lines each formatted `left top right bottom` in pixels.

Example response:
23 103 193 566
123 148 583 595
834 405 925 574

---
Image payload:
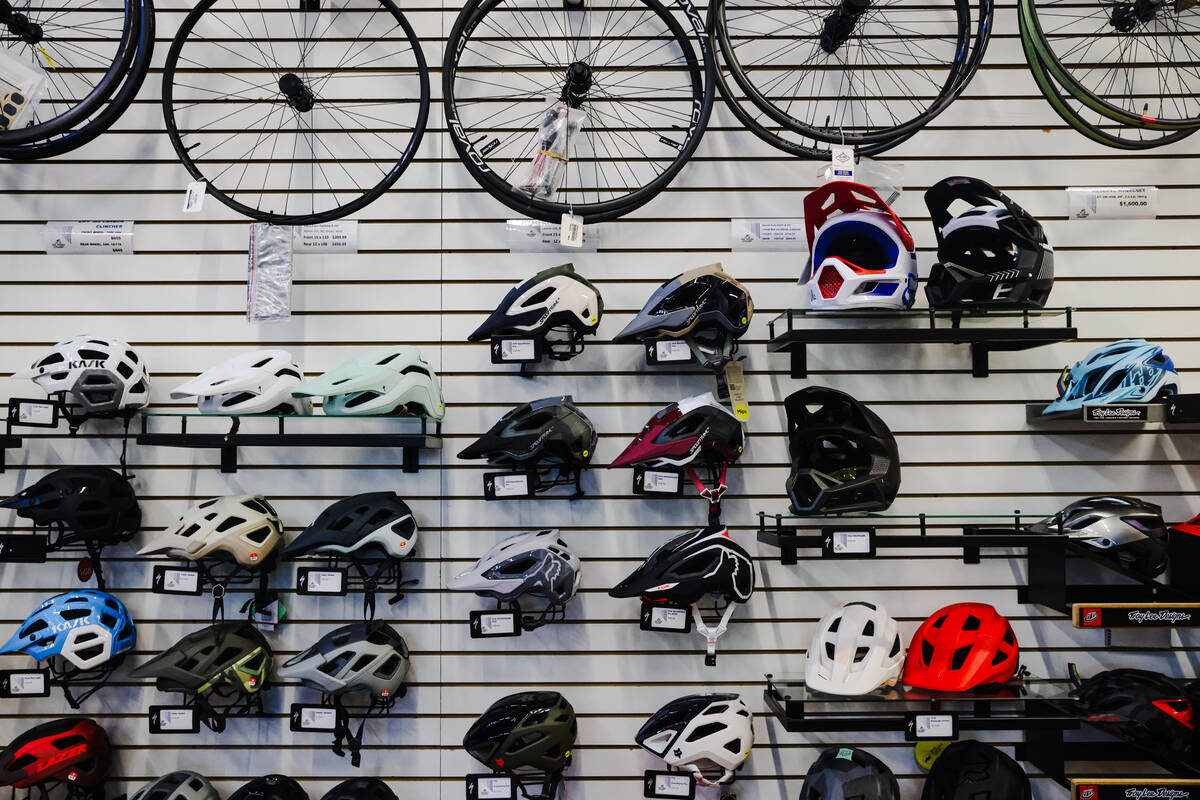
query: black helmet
229 776 308 800
785 387 900 514
131 621 272 699
1026 496 1168 579
800 747 900 800
463 691 577 773
609 525 754 606
284 492 418 561
924 176 1053 310
1072 668 1194 759
921 740 1031 800
458 396 597 468
468 264 603 359
318 779 396 800
0 467 140 547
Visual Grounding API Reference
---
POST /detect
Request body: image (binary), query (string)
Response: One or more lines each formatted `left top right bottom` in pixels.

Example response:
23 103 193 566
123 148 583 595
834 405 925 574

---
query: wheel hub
1109 0 1165 32
279 72 316 113
560 61 592 108
820 0 870 54
0 1 44 45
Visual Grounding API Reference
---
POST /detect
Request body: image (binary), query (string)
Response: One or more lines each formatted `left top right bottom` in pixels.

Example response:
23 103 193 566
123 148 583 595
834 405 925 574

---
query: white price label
833 530 872 554
653 775 693 798
306 570 343 593
293 220 358 252
500 339 536 361
478 778 513 800
493 474 529 497
1067 186 1158 220
300 707 338 730
481 613 516 635
831 145 855 180
158 708 195 731
10 673 44 696
643 470 680 493
915 714 954 738
560 212 584 248
654 340 691 362
651 607 689 631
17 403 53 425
729 218 808 251
506 220 599 252
183 182 207 213
42 220 134 254
163 569 199 593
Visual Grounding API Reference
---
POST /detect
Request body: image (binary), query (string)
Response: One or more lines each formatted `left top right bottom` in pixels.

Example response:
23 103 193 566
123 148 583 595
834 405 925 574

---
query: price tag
293 220 358 252
483 472 534 500
491 337 540 364
821 528 876 557
633 467 683 495
729 219 808 251
42 220 135 254
149 706 200 734
183 182 207 213
640 602 692 633
13 400 57 427
647 340 693 364
0 535 48 564
644 771 696 800
560 212 584 248
505 220 599 252
1067 186 1158 220
830 145 855 180
466 776 515 800
0 670 49 698
289 703 346 732
297 567 348 596
152 565 203 596
470 610 522 638
906 712 957 741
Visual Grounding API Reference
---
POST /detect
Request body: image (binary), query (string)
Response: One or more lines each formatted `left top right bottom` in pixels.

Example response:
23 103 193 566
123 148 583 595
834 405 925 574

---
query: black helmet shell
229 776 308 800
921 740 1031 800
457 396 596 468
283 492 417 561
318 779 396 800
800 747 900 800
609 525 754 606
0 467 140 546
463 691 577 773
1073 668 1194 759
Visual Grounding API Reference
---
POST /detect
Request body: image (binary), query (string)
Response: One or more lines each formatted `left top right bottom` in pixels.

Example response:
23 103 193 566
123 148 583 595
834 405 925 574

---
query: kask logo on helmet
65 360 105 371
50 618 91 634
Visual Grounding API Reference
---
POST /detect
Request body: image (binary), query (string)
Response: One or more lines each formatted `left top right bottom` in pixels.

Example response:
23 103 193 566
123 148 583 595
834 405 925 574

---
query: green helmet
463 691 577 773
293 346 445 419
132 621 272 698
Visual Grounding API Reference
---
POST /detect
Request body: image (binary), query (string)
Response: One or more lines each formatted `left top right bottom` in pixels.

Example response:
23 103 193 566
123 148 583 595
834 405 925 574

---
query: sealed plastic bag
247 223 293 322
517 98 587 199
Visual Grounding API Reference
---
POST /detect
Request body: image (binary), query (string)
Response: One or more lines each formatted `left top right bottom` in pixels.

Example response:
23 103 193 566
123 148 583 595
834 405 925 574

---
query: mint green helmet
293 347 445 419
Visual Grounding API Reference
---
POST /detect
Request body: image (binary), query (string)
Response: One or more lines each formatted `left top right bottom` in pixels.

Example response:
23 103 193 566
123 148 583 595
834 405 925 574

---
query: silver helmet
1028 495 1168 578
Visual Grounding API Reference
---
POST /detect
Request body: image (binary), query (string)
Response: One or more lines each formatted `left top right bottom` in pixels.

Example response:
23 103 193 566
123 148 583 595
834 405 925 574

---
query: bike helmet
635 693 753 786
1042 339 1179 415
903 603 1019 692
806 601 905 696
0 590 136 671
228 776 307 800
458 396 596 468
14 335 150 416
468 264 603 358
799 747 900 800
921 740 1031 800
463 691 577 773
609 393 744 469
293 346 445 419
0 466 140 546
785 387 900 515
447 529 581 609
610 525 754 606
278 620 410 701
319 779 396 800
613 263 753 371
1072 668 1194 759
283 492 417 561
130 772 221 800
137 495 283 568
801 181 918 310
0 718 110 788
131 621 272 699
1027 496 1168 579
171 349 311 415
925 176 1054 310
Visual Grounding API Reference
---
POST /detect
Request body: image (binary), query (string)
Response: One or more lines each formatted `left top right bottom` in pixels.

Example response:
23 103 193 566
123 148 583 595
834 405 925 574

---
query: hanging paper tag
253 597 284 630
560 212 584 248
183 182 207 213
148 706 200 734
830 145 855 180
152 565 203 595
640 602 692 633
0 670 49 698
1066 186 1158 220
506 220 599 252
466 776 515 800
644 772 696 800
289 703 346 732
723 360 749 420
470 609 522 638
729 218 808 251
297 567 347 596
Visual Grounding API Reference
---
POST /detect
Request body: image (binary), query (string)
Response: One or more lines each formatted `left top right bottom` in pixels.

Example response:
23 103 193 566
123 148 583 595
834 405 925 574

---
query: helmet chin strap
691 599 738 667
686 463 728 522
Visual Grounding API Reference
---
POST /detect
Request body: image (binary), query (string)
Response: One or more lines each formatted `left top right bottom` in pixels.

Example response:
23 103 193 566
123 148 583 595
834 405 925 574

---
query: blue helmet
0 590 136 671
1043 339 1179 415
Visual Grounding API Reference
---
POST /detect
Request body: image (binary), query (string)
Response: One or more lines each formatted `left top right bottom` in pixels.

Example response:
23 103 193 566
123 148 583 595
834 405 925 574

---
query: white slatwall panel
1 2 1197 799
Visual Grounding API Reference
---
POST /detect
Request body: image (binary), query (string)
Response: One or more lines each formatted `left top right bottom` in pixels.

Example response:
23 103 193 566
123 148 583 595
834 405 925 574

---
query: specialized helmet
137 495 284 568
458 396 597 468
283 492 417 561
925 176 1054 310
609 393 744 469
447 529 581 609
228 776 308 800
613 263 753 371
1027 496 1168 579
318 779 396 800
171 349 311 415
609 525 754 607
0 466 140 546
801 181 918 310
293 346 445 419
799 747 900 800
635 693 753 786
0 590 136 671
806 601 905 696
1073 668 1195 758
131 621 272 699
1042 339 1179 415
0 718 110 788
468 263 603 358
903 603 1019 692
278 620 410 701
14 335 150 416
130 772 222 800
785 387 900 515
921 740 1031 800
463 691 577 773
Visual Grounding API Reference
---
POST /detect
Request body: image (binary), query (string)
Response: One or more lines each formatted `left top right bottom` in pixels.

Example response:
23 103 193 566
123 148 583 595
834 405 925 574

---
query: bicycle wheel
716 0 973 146
0 0 139 145
443 0 715 224
162 0 430 225
1021 0 1200 130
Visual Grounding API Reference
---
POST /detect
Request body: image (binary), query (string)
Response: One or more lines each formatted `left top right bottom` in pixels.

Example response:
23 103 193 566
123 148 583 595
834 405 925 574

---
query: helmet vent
368 509 395 527
921 641 934 664
318 652 353 676
277 368 301 380
100 613 116 629
705 704 729 715
19 620 48 638
686 722 726 742
77 349 107 361
244 525 272 545
817 266 844 299
722 737 743 755
60 608 90 621
400 365 431 377
853 647 870 663
36 353 65 367
116 362 134 379
77 643 104 661
223 392 257 407
215 516 247 533
243 498 272 514
181 523 202 538
962 615 981 631
827 617 841 633
825 642 836 659
374 654 401 677
991 650 1009 667
889 636 902 658
1002 628 1015 645
349 654 375 673
9 755 35 771
951 645 972 670
523 287 556 307
345 391 382 408
861 620 874 637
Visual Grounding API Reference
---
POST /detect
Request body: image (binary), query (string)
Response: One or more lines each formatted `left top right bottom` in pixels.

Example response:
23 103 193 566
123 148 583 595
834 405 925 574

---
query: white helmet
15 335 150 415
801 182 918 310
293 346 445 419
468 263 603 359
806 601 905 696
138 495 283 567
170 349 311 415
447 529 580 607
635 693 754 786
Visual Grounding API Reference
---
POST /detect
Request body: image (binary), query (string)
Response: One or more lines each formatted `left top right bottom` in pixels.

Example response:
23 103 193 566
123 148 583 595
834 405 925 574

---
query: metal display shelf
137 413 441 474
767 307 1077 378
1027 394 1200 425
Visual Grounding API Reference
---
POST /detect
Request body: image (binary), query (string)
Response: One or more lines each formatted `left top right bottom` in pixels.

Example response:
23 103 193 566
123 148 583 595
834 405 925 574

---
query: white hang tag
830 145 855 181
560 212 584 248
183 182 207 213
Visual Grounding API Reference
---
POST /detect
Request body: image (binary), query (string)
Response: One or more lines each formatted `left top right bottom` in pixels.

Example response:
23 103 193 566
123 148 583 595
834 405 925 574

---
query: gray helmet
447 529 581 607
277 620 409 701
1027 495 1168 578
131 772 221 800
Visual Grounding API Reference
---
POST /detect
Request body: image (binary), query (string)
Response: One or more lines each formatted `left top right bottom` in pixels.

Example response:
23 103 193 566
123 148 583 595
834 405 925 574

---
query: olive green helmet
463 691 577 773
132 621 272 698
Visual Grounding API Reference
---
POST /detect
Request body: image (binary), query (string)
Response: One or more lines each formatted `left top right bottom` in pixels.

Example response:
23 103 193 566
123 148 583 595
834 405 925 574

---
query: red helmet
0 718 111 788
610 393 744 469
902 603 1019 691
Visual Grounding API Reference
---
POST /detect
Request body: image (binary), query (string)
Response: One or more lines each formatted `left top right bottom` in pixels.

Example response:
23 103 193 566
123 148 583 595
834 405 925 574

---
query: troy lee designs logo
1128 610 1193 623
1125 790 1190 800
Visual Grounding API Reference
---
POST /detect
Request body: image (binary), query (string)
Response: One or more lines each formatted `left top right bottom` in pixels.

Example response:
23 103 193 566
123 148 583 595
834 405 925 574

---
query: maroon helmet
610 394 744 469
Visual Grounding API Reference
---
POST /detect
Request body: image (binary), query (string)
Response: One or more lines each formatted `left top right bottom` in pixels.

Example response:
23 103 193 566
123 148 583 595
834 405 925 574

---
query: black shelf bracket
0 435 20 473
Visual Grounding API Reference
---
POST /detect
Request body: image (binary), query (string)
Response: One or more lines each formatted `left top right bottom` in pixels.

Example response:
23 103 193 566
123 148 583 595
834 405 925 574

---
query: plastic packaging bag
247 223 293 323
0 46 48 133
517 98 587 199
819 156 905 205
